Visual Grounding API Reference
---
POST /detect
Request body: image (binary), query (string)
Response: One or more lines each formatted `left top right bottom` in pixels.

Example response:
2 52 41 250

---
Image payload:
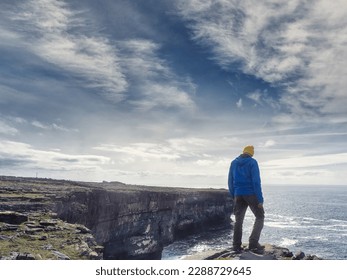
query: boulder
16 253 36 260
293 251 305 260
52 250 70 260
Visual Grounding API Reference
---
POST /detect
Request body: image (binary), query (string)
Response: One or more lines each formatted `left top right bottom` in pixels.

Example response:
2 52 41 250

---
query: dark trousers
233 195 265 248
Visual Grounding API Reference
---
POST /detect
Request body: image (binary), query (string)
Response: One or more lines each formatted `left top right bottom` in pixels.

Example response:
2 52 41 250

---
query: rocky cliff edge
0 176 232 260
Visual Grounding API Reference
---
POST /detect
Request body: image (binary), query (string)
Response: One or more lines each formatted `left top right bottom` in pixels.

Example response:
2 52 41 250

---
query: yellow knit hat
243 145 254 156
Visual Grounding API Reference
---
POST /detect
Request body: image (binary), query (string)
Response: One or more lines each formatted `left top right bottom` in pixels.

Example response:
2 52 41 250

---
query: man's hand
258 203 263 209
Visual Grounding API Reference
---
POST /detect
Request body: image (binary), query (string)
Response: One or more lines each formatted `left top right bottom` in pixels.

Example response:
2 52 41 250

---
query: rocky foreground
202 244 322 260
0 211 102 260
0 176 232 260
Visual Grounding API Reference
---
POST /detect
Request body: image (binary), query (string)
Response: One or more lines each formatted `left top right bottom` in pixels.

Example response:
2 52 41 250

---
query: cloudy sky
1 0 347 187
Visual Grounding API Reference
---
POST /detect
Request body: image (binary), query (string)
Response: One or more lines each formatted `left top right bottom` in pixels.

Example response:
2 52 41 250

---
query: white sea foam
265 221 301 229
279 237 298 247
301 235 329 241
265 215 301 229
313 236 329 241
328 219 347 225
321 225 347 232
302 217 322 221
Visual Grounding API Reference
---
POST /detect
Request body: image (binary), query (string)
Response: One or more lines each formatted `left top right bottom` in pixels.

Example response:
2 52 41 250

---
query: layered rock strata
0 176 233 259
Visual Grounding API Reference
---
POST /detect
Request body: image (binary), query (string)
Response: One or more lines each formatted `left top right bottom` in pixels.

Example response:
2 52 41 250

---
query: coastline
0 176 232 260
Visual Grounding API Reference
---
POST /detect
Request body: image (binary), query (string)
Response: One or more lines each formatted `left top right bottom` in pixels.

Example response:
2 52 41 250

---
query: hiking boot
248 243 265 254
231 246 243 254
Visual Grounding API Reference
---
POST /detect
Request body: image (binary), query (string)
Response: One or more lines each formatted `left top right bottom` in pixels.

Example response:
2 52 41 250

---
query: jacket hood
234 155 253 166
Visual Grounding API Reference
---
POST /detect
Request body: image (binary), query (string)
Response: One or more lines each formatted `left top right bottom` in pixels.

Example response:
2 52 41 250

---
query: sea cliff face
54 182 233 259
0 176 232 259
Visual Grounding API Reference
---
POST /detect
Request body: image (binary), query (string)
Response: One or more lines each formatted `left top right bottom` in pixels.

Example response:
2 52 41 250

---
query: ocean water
162 185 347 260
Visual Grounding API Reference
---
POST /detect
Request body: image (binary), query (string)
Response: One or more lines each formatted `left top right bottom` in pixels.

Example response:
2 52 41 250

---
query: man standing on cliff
228 145 265 254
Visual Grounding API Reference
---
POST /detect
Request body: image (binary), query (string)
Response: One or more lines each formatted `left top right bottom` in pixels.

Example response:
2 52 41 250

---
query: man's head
243 145 254 157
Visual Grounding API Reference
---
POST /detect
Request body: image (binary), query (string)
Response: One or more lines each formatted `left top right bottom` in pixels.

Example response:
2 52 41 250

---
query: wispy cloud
9 0 128 102
177 0 305 81
4 0 196 111
246 90 280 110
177 0 347 120
94 142 181 161
118 39 196 110
30 120 78 132
0 120 18 136
0 140 111 171
94 137 212 162
260 139 276 148
263 152 347 169
236 98 243 109
1 115 78 134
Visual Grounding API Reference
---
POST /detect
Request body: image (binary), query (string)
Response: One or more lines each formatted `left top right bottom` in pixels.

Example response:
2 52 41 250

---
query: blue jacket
228 154 264 204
